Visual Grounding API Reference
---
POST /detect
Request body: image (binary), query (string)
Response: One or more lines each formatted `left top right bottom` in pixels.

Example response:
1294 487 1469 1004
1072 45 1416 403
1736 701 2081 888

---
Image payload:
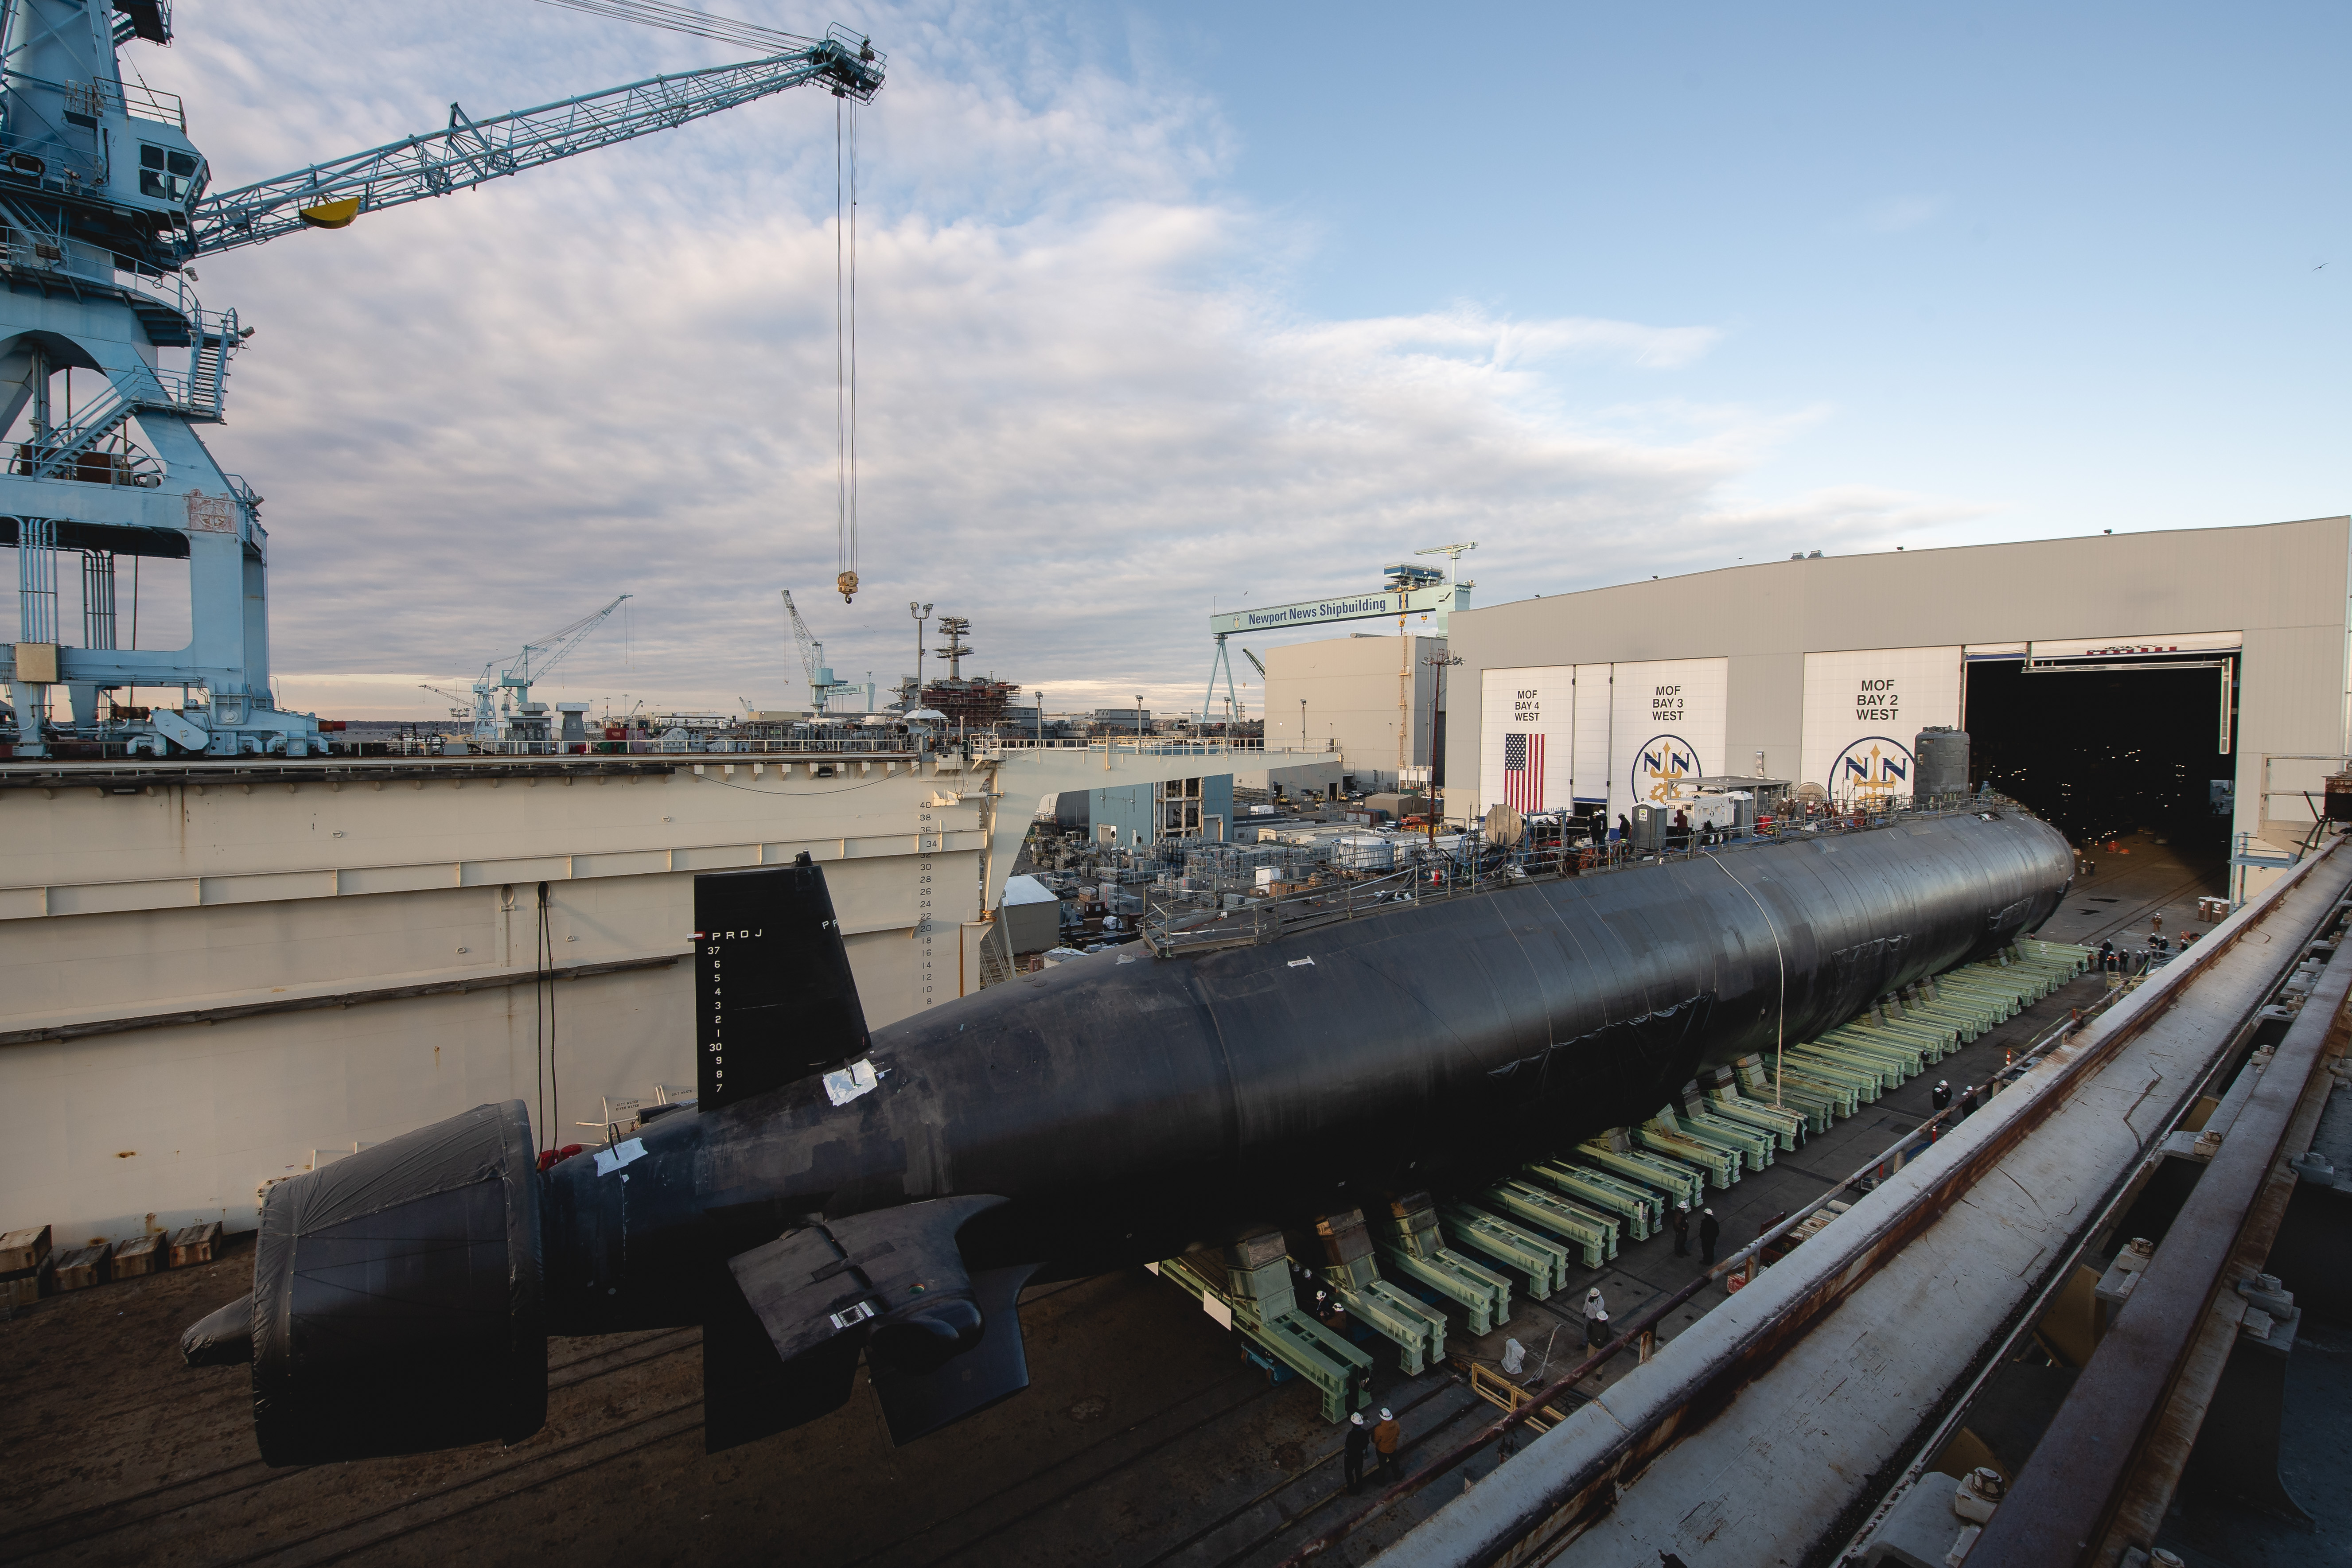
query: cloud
95 2 1983 723
1686 485 1996 557
1859 194 1947 233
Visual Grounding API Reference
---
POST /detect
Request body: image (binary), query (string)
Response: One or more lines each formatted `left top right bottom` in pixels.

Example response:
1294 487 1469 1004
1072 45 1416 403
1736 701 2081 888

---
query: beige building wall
1263 634 1449 792
1443 516 2351 850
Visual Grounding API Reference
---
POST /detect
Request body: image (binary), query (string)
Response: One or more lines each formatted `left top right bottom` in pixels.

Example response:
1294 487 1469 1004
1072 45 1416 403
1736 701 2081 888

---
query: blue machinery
0 1 881 756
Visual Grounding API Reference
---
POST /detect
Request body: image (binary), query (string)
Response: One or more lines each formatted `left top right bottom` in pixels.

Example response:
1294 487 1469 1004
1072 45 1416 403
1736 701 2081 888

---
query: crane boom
781 588 849 710
187 28 883 258
781 589 822 692
502 593 632 690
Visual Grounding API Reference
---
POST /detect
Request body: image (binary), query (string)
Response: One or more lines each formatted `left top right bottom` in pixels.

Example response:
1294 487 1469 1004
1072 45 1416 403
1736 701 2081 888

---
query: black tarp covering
180 1292 254 1366
249 1100 544 1466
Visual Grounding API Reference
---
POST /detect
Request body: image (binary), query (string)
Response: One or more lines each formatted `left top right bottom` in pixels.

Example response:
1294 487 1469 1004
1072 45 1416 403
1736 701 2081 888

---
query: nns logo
1630 734 1702 802
1831 735 1914 805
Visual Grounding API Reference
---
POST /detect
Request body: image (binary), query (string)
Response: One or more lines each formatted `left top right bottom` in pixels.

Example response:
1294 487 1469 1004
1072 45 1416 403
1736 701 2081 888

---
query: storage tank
1915 727 1970 801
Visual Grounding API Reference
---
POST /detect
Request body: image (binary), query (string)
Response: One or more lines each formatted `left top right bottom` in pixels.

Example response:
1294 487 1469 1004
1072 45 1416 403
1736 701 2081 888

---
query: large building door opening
1964 654 2238 853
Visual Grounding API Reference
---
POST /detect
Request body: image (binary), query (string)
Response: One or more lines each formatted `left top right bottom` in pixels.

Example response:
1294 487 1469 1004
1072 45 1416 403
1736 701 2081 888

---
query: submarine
180 805 2072 1465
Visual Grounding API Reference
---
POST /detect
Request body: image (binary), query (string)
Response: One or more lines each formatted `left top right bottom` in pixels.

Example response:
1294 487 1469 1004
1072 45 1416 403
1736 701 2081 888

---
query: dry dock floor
1 833 2225 1568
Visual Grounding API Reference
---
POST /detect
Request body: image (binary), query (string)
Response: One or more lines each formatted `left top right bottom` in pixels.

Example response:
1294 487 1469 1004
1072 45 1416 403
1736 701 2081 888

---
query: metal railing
1136 798 2037 958
977 735 1285 755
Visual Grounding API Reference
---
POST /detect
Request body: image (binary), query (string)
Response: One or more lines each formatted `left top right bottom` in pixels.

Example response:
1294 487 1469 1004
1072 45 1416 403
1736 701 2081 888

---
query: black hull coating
545 809 2071 1330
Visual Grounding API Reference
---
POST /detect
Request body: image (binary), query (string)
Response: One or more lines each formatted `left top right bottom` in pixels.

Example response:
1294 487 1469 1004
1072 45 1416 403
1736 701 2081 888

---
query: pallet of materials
0 1225 53 1310
113 1233 168 1277
169 1222 224 1268
53 1244 113 1292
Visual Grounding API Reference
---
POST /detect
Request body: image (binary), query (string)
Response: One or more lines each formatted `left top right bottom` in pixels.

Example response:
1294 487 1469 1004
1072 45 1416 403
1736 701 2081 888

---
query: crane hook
837 569 859 604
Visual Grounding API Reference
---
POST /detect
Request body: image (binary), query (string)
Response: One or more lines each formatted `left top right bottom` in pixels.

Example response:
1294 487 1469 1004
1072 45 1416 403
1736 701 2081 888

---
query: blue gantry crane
425 591 633 746
0 1 881 756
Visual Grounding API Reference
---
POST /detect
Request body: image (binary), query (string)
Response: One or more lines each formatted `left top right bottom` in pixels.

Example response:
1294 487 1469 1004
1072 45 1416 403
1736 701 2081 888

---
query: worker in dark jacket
1959 1084 1979 1119
1372 1407 1402 1481
1698 1206 1722 1266
1670 1202 1691 1256
1343 1411 1371 1493
1931 1080 1952 1112
1345 1410 1373 1495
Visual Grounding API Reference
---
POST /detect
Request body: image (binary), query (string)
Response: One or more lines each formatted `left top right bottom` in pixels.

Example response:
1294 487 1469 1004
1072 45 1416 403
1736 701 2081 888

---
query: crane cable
527 0 863 600
835 96 859 603
527 0 813 54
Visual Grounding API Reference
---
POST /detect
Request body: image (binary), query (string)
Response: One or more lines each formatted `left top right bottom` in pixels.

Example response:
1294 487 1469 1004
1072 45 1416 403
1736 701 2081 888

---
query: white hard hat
1351 1411 1365 1425
1379 1407 1394 1420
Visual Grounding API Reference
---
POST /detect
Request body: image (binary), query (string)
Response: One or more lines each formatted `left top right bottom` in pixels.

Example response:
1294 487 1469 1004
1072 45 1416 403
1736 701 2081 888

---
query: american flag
1503 731 1545 813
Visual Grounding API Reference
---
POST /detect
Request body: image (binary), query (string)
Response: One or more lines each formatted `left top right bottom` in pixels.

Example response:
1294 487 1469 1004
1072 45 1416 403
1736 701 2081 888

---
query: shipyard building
1433 515 2350 878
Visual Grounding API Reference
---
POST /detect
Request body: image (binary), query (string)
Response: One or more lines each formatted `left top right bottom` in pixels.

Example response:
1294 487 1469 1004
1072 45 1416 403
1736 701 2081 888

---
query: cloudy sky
118 1 2350 720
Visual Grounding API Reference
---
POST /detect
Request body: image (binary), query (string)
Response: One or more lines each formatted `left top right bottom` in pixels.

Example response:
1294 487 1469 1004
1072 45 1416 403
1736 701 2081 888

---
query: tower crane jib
185 29 883 258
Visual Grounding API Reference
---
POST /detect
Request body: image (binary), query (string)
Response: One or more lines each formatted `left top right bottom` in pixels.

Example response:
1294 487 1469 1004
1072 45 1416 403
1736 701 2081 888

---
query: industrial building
1441 515 2351 875
1261 632 1451 794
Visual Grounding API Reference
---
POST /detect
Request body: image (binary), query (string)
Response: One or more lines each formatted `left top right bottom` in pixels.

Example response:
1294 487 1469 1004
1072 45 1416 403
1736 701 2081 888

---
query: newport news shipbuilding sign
1208 583 1470 637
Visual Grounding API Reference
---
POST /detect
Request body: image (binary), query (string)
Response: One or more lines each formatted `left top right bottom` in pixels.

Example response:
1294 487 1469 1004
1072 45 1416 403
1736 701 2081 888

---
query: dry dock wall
0 745 1267 1245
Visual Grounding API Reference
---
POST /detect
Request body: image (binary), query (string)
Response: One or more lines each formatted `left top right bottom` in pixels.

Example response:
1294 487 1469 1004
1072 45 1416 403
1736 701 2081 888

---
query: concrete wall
1442 516 2351 851
1264 634 1448 792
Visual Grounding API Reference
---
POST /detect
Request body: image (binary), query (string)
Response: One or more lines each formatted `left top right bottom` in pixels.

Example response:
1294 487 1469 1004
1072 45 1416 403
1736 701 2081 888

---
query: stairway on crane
130 298 190 346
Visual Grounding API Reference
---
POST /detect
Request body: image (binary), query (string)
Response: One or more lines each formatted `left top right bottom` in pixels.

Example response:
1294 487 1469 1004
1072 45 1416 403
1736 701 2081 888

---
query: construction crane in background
782 590 850 713
471 593 632 743
0 0 881 757
418 683 479 724
421 594 631 744
1241 648 1267 679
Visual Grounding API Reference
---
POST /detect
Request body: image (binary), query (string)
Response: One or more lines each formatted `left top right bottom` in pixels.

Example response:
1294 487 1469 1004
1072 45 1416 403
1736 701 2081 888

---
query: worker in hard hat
1671 1202 1691 1257
1699 1207 1722 1266
1372 1407 1402 1481
1343 1410 1371 1493
1931 1080 1952 1113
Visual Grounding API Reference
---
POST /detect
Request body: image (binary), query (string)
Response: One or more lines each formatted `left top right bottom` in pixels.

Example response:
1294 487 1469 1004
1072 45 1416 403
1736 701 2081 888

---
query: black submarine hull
197 807 2072 1462
549 805 2072 1312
